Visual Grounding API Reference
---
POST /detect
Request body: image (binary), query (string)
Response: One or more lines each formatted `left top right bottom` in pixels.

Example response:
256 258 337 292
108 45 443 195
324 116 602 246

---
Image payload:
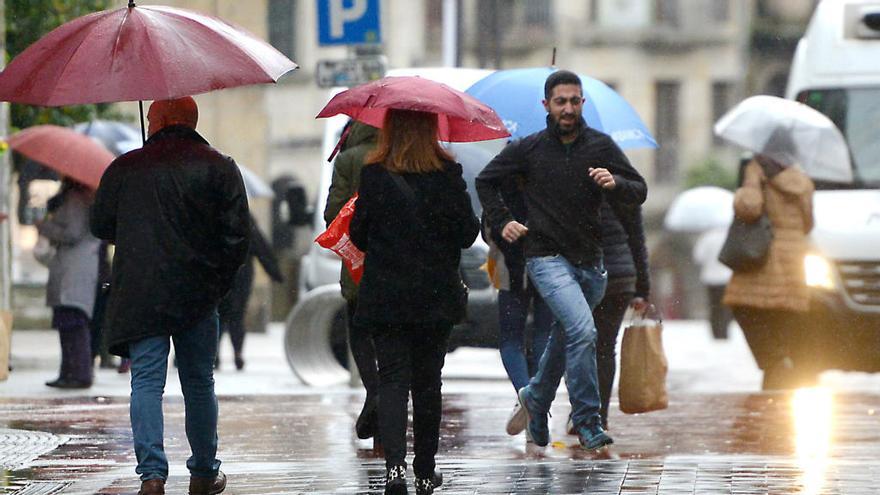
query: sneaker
414 470 442 495
577 422 613 451
567 415 608 435
517 386 549 447
385 464 407 495
506 400 527 435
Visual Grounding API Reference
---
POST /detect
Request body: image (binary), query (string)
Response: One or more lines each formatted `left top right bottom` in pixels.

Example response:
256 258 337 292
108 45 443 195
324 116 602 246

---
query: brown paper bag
618 308 668 414
0 310 12 382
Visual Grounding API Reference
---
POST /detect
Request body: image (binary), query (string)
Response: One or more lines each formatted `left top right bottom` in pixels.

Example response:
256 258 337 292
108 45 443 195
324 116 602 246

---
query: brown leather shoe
138 478 165 495
189 470 226 494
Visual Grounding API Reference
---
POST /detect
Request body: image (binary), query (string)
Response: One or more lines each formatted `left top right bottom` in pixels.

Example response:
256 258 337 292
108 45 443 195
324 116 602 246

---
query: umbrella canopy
7 125 115 189
73 120 141 156
316 76 510 143
466 67 657 149
237 164 274 199
0 3 297 106
714 95 853 184
664 186 734 233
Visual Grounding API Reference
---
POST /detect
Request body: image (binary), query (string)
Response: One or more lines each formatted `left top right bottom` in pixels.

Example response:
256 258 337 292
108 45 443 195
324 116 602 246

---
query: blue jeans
129 312 221 481
525 255 607 429
497 288 553 391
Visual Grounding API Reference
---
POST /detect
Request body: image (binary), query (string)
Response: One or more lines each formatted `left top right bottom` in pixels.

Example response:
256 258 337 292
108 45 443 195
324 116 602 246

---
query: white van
763 0 880 381
286 68 505 385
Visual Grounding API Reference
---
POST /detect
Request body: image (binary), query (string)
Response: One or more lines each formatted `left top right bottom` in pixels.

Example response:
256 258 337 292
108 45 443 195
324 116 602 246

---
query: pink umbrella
0 2 297 140
7 125 115 189
316 76 510 143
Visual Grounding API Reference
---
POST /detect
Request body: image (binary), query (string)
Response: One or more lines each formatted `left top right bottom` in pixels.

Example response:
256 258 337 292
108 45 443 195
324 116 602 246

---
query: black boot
384 464 407 495
414 470 442 495
356 395 378 439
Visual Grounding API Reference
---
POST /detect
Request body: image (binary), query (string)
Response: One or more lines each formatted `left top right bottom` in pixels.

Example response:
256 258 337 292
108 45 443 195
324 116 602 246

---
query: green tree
6 0 116 130
684 155 738 191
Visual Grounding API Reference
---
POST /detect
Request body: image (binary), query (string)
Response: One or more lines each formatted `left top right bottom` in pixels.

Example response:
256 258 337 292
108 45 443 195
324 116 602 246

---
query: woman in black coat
350 109 479 495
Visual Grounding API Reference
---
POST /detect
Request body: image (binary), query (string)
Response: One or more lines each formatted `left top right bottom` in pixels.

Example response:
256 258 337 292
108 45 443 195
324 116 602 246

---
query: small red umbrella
316 76 510 143
0 2 296 106
6 126 115 189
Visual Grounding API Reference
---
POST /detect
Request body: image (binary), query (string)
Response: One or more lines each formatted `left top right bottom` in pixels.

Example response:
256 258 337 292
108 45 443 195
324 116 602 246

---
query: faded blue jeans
524 255 607 429
129 311 221 481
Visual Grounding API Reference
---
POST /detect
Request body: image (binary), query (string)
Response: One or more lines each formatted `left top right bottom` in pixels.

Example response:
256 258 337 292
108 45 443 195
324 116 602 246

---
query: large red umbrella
0 2 297 106
6 125 115 189
316 76 510 143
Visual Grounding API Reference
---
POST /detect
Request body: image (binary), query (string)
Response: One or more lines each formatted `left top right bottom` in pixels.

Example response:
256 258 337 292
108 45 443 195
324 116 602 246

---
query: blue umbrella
466 67 657 149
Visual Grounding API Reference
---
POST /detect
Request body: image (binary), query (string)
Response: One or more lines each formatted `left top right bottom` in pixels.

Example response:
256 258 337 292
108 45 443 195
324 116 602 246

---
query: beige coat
723 160 814 312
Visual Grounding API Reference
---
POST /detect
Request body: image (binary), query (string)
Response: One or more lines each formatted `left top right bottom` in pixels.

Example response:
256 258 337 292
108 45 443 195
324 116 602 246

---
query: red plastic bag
315 194 365 283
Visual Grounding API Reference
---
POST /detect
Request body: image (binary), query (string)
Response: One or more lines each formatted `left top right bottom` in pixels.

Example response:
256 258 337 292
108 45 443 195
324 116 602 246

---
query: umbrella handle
138 101 146 144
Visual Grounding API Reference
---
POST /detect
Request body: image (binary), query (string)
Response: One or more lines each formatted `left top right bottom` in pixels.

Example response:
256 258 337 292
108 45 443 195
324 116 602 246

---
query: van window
800 88 880 186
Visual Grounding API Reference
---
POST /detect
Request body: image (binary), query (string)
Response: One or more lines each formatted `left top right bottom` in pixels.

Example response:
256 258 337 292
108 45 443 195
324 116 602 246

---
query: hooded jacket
90 125 250 356
723 159 814 312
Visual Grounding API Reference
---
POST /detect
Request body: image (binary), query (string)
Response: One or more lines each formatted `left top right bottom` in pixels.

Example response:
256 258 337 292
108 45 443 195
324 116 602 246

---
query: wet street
1 321 879 494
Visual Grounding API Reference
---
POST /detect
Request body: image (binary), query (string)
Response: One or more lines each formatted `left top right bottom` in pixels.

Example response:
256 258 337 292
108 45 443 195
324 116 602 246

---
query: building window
268 0 296 59
589 0 599 24
655 0 680 27
524 0 552 28
655 81 681 183
712 81 734 145
711 0 730 23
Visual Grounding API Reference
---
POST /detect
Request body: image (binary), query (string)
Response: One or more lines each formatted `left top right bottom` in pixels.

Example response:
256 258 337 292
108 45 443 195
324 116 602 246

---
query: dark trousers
372 322 451 477
346 301 379 398
707 285 733 340
53 306 93 383
731 307 793 370
593 291 633 428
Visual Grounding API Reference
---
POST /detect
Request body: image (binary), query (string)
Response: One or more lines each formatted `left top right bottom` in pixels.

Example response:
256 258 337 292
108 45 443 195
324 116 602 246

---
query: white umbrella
237 164 275 199
714 95 853 184
664 186 734 233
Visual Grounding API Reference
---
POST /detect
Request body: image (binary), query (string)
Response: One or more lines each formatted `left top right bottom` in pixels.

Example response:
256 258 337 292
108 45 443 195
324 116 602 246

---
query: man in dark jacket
91 97 249 495
476 70 647 451
322 121 382 443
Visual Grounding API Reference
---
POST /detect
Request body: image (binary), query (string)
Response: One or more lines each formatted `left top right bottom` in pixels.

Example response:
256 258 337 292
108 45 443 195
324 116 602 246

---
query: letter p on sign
318 0 382 46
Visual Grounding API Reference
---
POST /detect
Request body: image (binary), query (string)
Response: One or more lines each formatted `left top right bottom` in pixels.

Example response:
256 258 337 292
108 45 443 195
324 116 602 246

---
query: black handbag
718 213 773 271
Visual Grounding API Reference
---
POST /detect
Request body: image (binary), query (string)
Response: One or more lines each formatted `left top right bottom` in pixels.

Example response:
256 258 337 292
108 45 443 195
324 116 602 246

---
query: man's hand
502 221 529 243
588 167 616 189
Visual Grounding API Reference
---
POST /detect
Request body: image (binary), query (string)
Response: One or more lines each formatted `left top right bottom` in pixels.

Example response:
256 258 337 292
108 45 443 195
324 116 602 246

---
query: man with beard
475 70 647 451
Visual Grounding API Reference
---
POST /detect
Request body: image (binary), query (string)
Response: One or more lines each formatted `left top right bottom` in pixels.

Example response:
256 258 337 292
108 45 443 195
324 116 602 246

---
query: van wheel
284 285 350 386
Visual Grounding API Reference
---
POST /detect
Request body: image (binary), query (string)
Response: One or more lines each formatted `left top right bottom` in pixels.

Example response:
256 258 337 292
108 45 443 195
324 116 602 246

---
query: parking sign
317 0 381 46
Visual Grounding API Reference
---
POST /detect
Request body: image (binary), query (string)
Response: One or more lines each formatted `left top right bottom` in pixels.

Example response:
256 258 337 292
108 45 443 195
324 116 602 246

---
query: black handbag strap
388 172 417 203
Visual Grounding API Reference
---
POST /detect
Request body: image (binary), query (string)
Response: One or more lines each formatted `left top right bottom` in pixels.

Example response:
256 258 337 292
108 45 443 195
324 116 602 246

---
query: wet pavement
1 322 879 494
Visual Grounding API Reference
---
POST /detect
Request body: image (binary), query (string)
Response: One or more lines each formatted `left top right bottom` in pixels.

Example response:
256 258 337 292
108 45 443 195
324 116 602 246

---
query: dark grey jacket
90 125 250 356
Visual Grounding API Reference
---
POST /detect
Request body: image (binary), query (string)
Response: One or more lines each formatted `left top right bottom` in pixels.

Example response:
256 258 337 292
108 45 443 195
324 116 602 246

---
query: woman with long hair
350 110 480 495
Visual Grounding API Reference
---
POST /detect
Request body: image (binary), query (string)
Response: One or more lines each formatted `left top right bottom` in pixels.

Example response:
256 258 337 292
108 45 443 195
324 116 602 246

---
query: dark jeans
497 287 553 392
372 322 451 477
593 291 633 429
347 301 379 398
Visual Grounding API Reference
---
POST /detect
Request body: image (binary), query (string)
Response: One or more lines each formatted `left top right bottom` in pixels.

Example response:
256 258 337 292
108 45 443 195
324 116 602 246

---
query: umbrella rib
44 12 114 105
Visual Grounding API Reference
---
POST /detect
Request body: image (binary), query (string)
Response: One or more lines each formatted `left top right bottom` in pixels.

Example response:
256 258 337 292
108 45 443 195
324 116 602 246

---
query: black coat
90 125 250 356
350 161 480 326
600 201 650 298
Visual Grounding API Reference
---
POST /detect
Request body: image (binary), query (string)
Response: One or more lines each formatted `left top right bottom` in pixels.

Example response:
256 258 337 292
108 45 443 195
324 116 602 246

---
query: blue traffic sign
317 0 381 46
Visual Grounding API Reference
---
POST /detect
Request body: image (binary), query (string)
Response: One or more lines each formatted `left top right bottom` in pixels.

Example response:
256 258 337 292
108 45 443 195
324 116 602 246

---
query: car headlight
804 254 835 290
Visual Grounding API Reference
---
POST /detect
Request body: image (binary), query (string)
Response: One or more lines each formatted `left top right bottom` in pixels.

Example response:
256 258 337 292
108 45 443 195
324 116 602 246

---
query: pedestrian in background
692 227 733 339
350 109 479 495
723 153 814 390
589 201 650 431
481 177 554 433
217 214 284 371
322 121 382 444
39 177 101 389
91 97 249 495
477 70 647 451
